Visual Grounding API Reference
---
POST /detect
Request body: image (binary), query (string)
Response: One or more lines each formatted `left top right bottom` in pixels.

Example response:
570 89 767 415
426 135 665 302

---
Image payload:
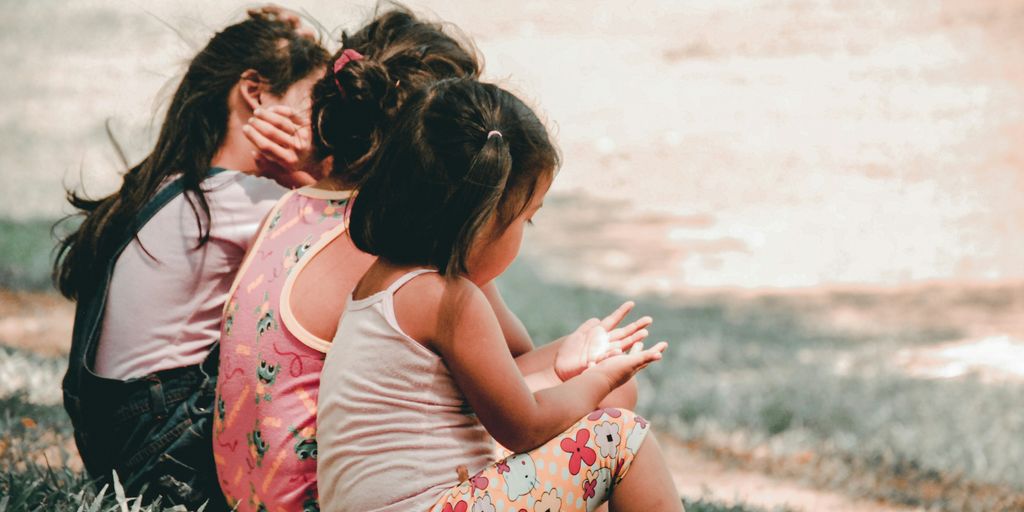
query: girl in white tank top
318 80 684 512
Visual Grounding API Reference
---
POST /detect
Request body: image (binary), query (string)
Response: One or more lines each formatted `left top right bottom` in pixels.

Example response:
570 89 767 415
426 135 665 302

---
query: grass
0 348 773 512
4 217 1024 510
496 259 1024 510
0 217 65 292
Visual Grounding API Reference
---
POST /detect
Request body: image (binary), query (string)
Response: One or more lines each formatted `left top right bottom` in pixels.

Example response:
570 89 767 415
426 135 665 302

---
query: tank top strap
383 268 438 297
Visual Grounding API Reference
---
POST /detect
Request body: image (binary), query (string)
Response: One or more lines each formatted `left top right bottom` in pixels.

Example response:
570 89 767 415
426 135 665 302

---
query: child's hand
584 341 667 391
247 5 318 40
554 301 652 381
244 105 319 188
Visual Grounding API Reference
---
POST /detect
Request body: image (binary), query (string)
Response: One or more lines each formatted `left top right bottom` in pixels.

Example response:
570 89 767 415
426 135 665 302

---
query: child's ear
239 69 266 111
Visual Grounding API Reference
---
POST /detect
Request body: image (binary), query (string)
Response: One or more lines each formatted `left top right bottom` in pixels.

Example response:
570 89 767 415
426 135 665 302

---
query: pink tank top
213 187 353 512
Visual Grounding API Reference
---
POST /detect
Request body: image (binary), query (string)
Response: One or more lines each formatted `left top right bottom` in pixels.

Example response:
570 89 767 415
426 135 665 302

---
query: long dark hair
54 11 329 300
310 7 481 184
348 78 560 276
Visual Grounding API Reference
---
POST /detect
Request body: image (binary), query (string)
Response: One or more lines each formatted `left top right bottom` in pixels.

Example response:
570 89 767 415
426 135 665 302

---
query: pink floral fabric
430 409 650 512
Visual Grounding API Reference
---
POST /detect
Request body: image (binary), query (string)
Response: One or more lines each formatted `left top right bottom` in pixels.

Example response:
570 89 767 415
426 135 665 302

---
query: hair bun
333 57 393 113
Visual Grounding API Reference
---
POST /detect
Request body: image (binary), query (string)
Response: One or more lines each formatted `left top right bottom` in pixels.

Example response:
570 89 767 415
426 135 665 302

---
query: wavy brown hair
54 11 329 300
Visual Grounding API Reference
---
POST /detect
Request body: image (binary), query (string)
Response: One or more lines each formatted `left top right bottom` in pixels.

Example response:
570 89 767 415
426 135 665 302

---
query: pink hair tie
333 49 364 96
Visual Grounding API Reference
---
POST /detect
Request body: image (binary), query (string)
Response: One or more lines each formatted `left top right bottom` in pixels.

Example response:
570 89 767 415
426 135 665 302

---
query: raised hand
553 301 653 381
244 105 319 188
247 5 318 40
584 341 667 391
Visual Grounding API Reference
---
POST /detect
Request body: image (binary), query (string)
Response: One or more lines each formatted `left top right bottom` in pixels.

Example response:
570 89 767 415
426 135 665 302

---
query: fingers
253 107 304 139
608 315 652 341
245 124 299 169
590 340 666 387
250 5 317 40
593 347 624 363
262 105 309 129
599 301 635 331
610 328 648 353
635 341 667 370
250 5 300 28
248 118 296 152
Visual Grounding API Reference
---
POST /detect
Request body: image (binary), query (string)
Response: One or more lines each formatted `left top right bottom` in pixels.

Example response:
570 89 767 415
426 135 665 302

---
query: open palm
554 301 653 381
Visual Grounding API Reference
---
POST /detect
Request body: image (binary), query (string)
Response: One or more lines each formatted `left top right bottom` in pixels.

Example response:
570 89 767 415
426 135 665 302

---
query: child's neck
353 259 434 300
312 173 357 192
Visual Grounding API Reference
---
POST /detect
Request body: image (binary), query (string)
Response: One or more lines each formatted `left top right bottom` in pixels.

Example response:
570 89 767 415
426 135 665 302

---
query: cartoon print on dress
283 235 314 274
255 356 279 403
267 209 283 231
452 469 490 500
440 501 468 512
247 482 266 512
247 420 269 467
253 292 277 343
587 408 622 421
625 416 649 455
215 395 226 432
582 467 612 512
534 489 562 512
301 489 320 512
593 421 621 459
320 198 348 221
560 428 597 475
501 453 540 501
471 492 496 512
224 299 238 336
289 426 318 461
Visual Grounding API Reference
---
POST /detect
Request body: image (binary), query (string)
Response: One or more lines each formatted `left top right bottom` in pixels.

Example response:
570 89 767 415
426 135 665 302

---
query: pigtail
443 129 512 275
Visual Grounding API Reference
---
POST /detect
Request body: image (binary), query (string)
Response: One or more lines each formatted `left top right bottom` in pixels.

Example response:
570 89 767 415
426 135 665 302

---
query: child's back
318 269 493 511
213 187 366 511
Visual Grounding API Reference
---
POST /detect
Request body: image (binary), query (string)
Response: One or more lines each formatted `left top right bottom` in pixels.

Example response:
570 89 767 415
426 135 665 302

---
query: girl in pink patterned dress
214 186 367 512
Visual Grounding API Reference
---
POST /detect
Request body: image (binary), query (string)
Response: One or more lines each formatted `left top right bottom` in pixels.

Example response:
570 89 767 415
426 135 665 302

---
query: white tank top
317 269 494 512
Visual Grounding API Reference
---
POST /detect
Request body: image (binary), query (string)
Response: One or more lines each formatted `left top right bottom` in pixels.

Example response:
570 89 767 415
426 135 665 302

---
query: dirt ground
660 437 922 512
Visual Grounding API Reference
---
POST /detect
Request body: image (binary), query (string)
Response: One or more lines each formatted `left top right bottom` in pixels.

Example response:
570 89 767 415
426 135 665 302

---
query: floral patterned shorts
429 408 650 512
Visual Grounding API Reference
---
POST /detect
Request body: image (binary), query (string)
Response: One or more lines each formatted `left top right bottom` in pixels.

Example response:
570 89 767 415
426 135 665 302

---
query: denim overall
62 168 229 511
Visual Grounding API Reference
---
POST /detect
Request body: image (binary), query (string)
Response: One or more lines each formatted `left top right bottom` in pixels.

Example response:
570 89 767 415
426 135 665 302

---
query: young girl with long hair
317 78 683 511
53 8 329 509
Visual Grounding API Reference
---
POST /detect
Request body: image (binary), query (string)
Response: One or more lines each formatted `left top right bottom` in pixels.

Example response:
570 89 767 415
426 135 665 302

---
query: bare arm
398 276 664 453
480 280 534 356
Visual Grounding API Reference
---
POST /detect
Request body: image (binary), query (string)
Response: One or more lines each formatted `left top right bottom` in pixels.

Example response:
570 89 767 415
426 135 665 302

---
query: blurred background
1 1 1022 510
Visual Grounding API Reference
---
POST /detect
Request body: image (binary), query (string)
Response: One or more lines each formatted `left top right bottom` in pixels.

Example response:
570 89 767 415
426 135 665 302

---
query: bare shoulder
393 273 492 348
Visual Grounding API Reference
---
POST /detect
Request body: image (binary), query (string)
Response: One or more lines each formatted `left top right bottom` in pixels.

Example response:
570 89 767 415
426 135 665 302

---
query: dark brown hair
53 11 329 300
348 78 560 276
310 7 481 184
